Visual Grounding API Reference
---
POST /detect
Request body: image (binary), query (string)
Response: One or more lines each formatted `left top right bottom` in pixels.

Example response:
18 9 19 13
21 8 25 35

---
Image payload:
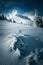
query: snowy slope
0 21 43 65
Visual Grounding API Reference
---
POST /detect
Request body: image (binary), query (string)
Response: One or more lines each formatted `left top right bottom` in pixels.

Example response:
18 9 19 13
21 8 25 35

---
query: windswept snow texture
0 21 43 65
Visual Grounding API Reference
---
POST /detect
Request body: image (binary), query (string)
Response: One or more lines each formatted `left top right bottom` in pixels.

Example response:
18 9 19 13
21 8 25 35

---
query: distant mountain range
0 14 43 28
16 14 32 21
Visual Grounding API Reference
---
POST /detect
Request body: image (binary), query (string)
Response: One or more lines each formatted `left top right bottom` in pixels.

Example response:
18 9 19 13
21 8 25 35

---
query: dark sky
0 0 43 15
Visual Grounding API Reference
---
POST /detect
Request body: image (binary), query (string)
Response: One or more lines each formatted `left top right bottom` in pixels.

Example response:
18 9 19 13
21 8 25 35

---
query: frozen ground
0 21 43 65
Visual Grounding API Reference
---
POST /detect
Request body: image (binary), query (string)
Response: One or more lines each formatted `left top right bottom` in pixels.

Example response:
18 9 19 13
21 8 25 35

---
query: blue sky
0 0 43 15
